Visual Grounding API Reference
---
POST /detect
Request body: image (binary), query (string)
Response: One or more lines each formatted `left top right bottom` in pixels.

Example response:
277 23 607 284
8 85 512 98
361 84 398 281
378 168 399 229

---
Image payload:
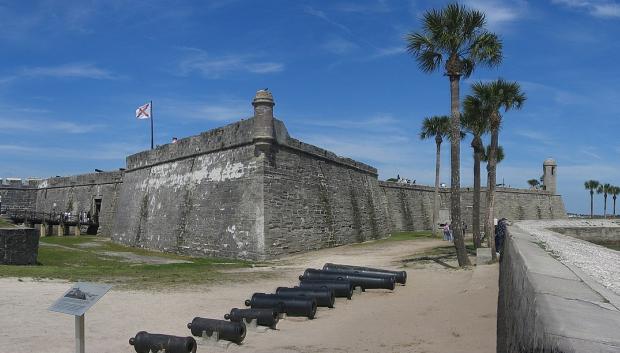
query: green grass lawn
0 236 254 289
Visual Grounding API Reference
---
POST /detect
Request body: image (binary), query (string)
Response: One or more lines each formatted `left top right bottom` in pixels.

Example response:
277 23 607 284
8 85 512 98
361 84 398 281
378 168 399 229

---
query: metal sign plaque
49 282 113 316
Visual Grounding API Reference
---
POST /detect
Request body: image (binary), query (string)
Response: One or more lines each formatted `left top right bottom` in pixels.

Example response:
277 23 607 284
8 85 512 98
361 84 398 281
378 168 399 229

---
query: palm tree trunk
613 197 616 217
433 138 441 236
590 191 594 219
485 114 500 260
604 195 607 218
449 75 470 267
472 137 482 248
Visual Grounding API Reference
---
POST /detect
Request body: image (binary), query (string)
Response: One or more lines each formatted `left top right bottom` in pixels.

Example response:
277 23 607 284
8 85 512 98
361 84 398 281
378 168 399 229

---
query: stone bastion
498 219 620 352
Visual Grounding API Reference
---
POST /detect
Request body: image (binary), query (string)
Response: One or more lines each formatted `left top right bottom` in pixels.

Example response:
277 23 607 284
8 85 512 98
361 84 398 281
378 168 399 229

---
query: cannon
129 331 196 353
298 279 354 299
275 287 335 308
323 263 407 284
224 308 279 329
187 317 246 344
245 293 317 319
299 268 396 291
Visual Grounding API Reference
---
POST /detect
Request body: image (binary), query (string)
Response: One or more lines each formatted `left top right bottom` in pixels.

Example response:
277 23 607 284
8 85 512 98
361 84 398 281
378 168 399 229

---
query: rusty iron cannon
245 293 317 319
224 308 280 329
323 263 407 284
275 287 335 308
299 268 396 291
187 317 246 344
129 331 196 353
298 279 354 299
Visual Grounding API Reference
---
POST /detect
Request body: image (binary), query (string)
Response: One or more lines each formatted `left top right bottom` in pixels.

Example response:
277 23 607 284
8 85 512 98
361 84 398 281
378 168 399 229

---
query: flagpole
150 100 154 150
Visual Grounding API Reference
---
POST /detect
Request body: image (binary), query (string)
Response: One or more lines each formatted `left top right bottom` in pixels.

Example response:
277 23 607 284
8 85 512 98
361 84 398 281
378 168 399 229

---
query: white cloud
21 63 118 80
514 129 555 146
322 37 359 55
464 0 528 29
370 46 406 59
304 6 353 34
0 117 104 134
178 48 284 78
552 0 620 18
334 1 392 13
160 98 250 122
0 141 140 161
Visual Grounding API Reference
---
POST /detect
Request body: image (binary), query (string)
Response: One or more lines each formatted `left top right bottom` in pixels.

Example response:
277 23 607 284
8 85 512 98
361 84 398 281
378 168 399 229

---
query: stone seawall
380 182 566 232
497 221 620 352
35 172 123 235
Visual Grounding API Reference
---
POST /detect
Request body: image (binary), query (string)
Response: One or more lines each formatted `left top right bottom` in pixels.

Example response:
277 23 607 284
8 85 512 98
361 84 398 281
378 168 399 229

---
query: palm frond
420 115 451 140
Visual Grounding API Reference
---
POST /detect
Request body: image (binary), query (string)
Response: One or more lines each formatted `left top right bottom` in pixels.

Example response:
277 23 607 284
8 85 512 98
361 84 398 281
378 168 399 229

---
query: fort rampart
2 90 567 260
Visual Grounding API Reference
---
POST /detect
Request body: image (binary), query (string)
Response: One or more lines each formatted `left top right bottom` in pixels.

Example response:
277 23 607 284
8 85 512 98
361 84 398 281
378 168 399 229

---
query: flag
136 102 151 119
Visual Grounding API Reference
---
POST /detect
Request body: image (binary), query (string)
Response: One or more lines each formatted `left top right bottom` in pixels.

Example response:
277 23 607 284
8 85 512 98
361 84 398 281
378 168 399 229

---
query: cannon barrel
224 308 279 329
245 293 317 319
187 317 246 344
275 287 335 308
300 269 396 291
129 331 196 353
323 263 407 284
298 280 353 299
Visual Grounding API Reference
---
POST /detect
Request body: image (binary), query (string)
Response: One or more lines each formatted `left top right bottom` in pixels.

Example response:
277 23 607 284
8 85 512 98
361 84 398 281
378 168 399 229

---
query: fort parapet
2 90 567 260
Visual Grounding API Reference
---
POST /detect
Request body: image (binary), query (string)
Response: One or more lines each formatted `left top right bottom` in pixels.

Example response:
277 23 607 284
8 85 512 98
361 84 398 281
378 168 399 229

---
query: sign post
75 315 85 353
49 282 112 353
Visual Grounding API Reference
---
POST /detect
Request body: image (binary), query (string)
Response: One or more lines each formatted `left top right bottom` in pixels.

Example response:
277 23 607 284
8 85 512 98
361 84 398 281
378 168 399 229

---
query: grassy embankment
0 235 254 289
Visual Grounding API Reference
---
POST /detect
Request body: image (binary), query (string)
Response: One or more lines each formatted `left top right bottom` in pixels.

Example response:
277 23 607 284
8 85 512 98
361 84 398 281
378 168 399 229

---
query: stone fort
0 90 566 260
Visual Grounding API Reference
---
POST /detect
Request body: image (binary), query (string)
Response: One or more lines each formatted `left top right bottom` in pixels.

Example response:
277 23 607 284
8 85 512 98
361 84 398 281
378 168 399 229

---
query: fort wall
112 118 265 258
0 179 39 213
262 133 389 258
1 91 568 260
380 182 566 232
34 172 123 236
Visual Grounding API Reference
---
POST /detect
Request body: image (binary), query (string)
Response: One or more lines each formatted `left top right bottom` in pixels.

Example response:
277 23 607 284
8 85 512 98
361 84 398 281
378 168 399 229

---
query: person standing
443 223 451 241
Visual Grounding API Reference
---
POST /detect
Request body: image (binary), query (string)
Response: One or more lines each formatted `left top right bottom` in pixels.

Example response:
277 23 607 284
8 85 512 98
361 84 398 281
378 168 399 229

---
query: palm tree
584 180 600 218
461 101 490 249
482 145 505 164
406 3 502 267
527 179 540 189
420 116 451 237
610 186 620 217
597 183 612 218
468 79 525 260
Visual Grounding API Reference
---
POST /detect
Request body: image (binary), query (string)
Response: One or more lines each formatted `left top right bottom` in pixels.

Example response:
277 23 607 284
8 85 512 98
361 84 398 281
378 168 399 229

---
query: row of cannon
129 263 407 353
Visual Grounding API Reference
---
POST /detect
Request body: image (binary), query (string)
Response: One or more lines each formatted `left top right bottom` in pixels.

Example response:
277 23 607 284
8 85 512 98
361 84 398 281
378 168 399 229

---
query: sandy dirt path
0 238 498 353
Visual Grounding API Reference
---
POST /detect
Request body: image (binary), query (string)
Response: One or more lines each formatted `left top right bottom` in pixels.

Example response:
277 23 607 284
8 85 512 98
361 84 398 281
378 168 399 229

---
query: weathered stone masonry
381 182 566 233
8 90 566 260
34 172 123 236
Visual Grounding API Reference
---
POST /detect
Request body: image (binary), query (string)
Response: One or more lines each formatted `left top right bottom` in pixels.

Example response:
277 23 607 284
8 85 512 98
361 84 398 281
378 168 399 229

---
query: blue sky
0 0 619 214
